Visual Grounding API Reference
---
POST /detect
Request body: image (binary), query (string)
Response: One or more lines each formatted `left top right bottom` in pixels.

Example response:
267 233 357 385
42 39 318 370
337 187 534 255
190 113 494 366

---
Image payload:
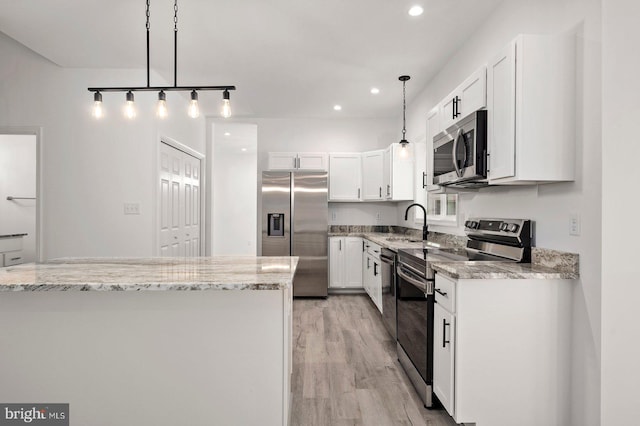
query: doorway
158 139 203 257
0 128 41 263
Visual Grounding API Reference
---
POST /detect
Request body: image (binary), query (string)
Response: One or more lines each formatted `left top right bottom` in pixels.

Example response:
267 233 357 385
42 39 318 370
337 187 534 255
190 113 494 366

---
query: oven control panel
464 218 532 247
465 219 525 234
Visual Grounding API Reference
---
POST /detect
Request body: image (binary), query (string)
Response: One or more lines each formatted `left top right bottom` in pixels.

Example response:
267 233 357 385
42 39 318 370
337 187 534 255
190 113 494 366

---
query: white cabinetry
328 153 362 201
432 272 573 426
383 144 414 201
362 241 382 313
268 152 328 171
425 106 442 192
362 150 385 200
440 66 487 130
329 236 363 288
487 34 575 184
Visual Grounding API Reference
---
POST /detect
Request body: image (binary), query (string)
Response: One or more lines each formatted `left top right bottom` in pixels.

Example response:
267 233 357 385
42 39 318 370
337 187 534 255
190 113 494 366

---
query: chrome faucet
404 203 429 241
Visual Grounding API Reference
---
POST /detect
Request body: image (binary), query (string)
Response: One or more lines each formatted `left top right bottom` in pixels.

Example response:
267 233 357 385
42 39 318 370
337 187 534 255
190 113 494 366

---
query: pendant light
88 0 235 120
399 75 410 151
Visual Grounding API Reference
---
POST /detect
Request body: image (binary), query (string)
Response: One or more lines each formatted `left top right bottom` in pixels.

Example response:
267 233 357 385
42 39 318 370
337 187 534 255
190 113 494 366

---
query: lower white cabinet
362 241 382 313
432 273 573 426
329 237 363 288
433 301 455 416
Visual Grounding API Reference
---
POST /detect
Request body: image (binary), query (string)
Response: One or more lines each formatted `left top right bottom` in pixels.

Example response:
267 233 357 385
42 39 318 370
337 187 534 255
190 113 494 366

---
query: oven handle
397 265 429 293
380 254 395 264
452 128 463 178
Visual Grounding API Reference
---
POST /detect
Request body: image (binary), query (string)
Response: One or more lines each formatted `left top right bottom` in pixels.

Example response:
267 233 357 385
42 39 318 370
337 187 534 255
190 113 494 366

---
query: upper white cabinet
362 150 385 200
268 152 328 171
487 34 575 184
440 66 487 130
383 144 414 201
425 106 442 192
328 153 362 201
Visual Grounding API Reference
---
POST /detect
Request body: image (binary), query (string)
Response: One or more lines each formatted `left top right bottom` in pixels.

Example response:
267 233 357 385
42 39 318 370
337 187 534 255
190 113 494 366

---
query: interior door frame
0 126 44 262
155 134 206 257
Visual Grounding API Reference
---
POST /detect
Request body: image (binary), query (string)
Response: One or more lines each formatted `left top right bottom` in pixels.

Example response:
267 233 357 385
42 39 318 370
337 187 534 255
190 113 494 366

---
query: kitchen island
0 257 298 426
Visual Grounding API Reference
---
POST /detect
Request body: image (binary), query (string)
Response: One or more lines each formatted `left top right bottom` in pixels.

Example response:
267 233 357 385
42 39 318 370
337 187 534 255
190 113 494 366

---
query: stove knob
499 223 509 232
508 223 520 233
465 220 473 229
471 221 479 229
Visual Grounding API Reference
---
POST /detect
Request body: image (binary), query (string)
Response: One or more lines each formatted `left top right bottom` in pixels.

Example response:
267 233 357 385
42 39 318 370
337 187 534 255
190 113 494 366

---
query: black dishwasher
380 248 397 340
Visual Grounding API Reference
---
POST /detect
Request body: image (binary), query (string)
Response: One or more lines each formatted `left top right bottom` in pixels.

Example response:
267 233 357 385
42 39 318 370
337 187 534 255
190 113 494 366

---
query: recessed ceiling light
333 105 342 111
224 132 231 136
408 5 424 16
370 88 380 94
241 148 247 152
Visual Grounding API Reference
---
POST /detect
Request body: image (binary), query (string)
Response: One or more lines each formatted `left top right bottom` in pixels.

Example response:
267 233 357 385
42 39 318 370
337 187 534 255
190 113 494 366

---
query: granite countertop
0 256 299 291
431 260 579 280
329 226 579 280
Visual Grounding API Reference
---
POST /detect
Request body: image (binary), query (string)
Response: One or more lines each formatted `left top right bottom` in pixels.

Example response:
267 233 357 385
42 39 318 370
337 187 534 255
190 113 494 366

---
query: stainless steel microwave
433 110 488 187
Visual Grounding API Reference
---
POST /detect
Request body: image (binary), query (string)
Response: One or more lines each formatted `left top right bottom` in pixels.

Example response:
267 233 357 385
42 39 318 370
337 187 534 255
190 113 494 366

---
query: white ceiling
0 0 503 118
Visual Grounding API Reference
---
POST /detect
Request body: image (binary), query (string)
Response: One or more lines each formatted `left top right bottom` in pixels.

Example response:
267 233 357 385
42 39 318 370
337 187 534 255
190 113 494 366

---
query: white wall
399 1 602 425
211 122 257 255
0 32 205 259
0 134 37 262
601 0 640 423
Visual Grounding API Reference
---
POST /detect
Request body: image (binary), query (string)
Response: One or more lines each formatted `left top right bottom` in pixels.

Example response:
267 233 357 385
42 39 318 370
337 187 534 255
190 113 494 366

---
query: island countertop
0 256 299 291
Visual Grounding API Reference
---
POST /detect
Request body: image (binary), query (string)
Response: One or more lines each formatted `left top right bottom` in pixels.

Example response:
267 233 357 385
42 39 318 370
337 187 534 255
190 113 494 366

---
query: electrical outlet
124 203 140 215
569 213 580 236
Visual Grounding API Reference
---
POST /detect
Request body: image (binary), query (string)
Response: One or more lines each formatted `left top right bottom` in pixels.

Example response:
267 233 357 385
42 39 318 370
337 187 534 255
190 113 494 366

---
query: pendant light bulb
398 75 411 148
156 91 168 119
188 90 200 118
124 91 137 119
92 92 103 119
221 90 232 118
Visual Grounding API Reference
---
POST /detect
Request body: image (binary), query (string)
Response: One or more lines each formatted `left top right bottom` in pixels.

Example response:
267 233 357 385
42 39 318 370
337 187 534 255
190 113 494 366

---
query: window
427 194 458 225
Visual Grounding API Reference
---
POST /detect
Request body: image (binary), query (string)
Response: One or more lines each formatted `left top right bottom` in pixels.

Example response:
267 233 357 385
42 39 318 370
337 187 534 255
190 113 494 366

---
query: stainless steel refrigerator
261 171 328 297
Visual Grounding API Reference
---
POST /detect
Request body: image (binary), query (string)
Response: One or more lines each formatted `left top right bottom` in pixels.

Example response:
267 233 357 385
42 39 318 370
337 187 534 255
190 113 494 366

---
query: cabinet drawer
366 241 381 260
3 250 24 267
435 273 456 313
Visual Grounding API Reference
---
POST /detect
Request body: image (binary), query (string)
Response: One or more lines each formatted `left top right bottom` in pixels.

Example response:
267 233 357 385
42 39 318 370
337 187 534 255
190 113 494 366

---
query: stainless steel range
396 218 532 408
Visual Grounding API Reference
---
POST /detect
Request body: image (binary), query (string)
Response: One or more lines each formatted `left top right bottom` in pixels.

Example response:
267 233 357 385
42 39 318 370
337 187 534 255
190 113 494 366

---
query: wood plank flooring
290 295 458 426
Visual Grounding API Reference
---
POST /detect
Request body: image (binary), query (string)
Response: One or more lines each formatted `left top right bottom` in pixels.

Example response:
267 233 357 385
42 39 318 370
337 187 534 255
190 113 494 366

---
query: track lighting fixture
157 91 168 119
92 91 103 119
89 0 235 120
188 90 200 118
124 91 137 119
222 90 231 118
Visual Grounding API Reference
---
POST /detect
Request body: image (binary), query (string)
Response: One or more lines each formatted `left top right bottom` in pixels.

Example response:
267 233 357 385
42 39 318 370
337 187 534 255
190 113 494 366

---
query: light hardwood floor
290 295 458 426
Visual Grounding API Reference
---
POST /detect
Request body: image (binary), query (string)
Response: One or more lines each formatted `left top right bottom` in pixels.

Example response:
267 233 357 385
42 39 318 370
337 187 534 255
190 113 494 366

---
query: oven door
396 264 434 384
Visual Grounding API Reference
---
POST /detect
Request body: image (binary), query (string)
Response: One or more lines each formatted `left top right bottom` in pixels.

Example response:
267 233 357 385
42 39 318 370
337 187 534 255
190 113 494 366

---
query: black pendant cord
402 79 406 140
173 0 178 87
146 0 151 88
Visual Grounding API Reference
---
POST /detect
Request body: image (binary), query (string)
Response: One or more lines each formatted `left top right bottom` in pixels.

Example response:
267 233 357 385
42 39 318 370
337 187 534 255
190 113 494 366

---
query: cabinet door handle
374 262 378 276
362 240 365 252
435 288 448 297
339 239 342 251
367 257 370 268
387 184 390 196
357 188 360 199
443 319 451 348
452 98 456 119
422 172 427 189
379 187 382 198
455 96 461 118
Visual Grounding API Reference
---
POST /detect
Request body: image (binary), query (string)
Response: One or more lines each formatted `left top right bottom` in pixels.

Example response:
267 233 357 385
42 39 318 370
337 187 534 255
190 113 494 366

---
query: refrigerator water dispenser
267 213 285 237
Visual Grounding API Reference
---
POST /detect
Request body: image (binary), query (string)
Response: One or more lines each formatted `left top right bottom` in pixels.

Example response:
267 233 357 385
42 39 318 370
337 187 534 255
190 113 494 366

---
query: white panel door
434 302 456 417
297 153 328 170
329 237 344 288
362 150 384 200
459 66 487 118
487 41 517 181
267 152 297 170
329 153 362 201
344 237 363 288
159 142 201 257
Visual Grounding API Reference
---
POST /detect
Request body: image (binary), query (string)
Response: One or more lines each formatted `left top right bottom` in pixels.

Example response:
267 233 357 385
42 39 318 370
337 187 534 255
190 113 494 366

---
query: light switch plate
569 213 580 236
124 203 140 215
